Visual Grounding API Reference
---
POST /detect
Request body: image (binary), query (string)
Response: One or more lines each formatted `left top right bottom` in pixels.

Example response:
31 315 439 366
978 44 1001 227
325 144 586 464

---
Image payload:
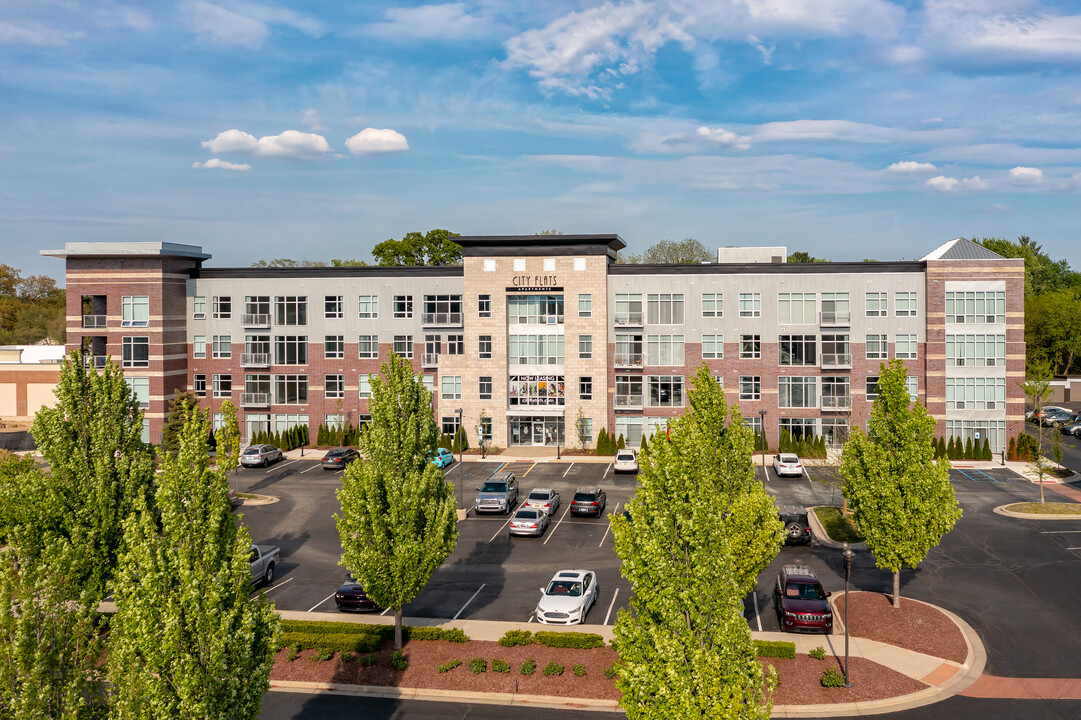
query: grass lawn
813 506 865 543
1005 502 1081 515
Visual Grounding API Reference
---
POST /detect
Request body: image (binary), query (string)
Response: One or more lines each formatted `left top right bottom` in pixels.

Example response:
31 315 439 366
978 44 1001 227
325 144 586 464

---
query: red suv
774 565 833 634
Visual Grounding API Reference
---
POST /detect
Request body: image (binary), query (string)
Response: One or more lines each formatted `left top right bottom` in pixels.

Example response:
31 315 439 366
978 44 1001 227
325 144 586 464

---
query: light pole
758 408 767 481
842 542 854 688
455 408 464 509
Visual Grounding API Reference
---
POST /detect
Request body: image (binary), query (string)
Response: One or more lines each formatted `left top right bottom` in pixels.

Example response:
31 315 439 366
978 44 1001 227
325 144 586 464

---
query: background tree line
0 263 65 345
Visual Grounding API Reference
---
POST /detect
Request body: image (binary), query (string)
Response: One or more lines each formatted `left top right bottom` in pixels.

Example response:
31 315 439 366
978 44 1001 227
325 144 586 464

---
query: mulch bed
834 591 968 664
765 656 926 705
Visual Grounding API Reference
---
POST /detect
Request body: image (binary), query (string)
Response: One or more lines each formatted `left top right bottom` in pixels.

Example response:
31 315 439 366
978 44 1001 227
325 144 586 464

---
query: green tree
841 360 960 608
108 404 280 719
977 236 1078 297
335 353 459 649
160 389 199 454
249 258 327 268
329 258 369 267
619 238 713 264
1023 358 1056 503
611 365 779 718
371 229 461 266
787 251 829 263
1027 289 1081 375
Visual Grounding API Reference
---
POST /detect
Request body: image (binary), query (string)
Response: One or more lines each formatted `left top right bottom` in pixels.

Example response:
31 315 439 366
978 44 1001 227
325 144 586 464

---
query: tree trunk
892 570 901 608
394 607 403 650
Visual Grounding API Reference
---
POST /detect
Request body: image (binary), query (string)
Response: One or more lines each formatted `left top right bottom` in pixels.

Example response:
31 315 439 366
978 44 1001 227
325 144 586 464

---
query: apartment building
44 234 1024 452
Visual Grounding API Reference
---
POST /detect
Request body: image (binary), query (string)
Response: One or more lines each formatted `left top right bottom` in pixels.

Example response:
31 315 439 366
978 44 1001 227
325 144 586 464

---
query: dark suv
570 486 607 517
779 506 813 546
774 565 833 634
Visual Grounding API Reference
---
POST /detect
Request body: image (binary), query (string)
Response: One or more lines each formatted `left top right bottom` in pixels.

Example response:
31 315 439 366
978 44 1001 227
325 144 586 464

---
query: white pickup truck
249 544 281 586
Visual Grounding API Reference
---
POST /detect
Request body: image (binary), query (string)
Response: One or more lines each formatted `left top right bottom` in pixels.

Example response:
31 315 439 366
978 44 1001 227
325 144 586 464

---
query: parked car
535 569 599 625
524 488 560 514
772 453 804 478
335 573 380 612
778 506 813 546
430 448 455 469
474 472 519 514
509 507 550 537
1062 421 1081 438
241 444 283 468
1028 406 1069 423
1041 410 1078 428
774 564 833 634
249 543 281 586
570 486 607 517
614 449 639 473
321 447 360 470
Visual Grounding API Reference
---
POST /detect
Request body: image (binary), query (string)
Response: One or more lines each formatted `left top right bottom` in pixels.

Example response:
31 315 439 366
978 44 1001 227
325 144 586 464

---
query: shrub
498 629 533 647
572 664 586 677
469 658 487 675
341 650 355 663
754 640 796 659
409 626 469 643
519 658 536 676
357 653 377 666
313 647 334 662
286 645 299 662
437 659 462 673
809 646 826 661
821 666 846 688
543 662 564 677
531 631 605 649
390 650 409 670
279 631 382 654
491 659 510 673
603 664 618 680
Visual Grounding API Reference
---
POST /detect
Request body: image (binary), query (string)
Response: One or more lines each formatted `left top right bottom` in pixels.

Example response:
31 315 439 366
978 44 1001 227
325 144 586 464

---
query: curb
992 503 1081 520
805 506 867 551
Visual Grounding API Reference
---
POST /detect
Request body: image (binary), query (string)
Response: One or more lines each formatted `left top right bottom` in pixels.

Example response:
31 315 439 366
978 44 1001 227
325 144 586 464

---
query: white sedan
614 449 639 473
535 569 599 625
772 453 804 478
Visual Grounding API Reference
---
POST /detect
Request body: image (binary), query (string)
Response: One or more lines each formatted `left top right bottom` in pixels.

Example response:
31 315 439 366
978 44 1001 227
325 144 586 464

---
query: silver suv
474 472 519 514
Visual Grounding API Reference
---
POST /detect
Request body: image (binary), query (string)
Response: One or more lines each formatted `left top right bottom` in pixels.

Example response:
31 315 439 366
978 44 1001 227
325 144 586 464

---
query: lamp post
455 408 464 509
842 542 854 688
758 408 767 482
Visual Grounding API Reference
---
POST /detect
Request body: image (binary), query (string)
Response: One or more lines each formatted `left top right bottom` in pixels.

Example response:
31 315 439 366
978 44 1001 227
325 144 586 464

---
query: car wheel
785 522 803 540
264 563 275 585
261 458 268 468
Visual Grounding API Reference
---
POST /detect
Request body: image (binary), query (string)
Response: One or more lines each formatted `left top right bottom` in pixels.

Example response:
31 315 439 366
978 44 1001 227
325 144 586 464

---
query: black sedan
1042 411 1078 428
321 447 360 470
335 574 380 612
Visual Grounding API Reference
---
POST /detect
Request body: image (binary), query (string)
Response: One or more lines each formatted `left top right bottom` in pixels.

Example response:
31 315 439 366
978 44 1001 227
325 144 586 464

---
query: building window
866 292 888 317
423 295 463 324
358 295 379 319
822 376 851 411
213 374 232 398
508 335 564 365
212 335 231 359
447 334 464 355
393 295 413 319
245 413 270 440
778 376 817 408
946 420 1006 454
508 375 564 406
866 334 888 359
821 293 850 324
578 294 592 318
358 335 378 359
946 291 1005 324
579 376 592 400
743 416 762 435
193 296 206 319
946 377 1007 410
779 417 817 442
324 335 344 359
273 414 309 434
193 335 206 359
646 335 685 366
245 296 270 323
325 374 344 399
479 376 492 400
479 294 491 318
325 295 343 319
126 376 150 409
647 375 684 407
442 416 461 435
543 258 556 271
513 259 526 271
122 296 149 327
579 334 593 359
393 335 413 358
577 417 593 445
740 334 761 359
245 335 271 366
614 294 643 325
325 414 345 431
945 334 1006 367
739 376 761 401
738 293 761 318
821 418 850 446
895 334 918 359
866 376 880 400
778 292 816 324
907 376 918 401
895 291 917 317
615 416 643 447
714 375 724 389
483 259 496 272
647 293 684 324
273 374 308 404
821 334 851 366
779 335 816 366
615 376 644 408
479 417 493 442
274 296 307 326
212 296 231 319
114 315 151 356
193 374 207 397
507 295 564 324
702 334 723 359
358 375 372 399
479 335 492 359
441 375 462 400
574 257 587 271
274 336 308 365
702 293 723 318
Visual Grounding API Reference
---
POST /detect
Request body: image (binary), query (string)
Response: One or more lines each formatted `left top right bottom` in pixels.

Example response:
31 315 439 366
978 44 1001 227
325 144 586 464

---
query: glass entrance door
532 420 546 446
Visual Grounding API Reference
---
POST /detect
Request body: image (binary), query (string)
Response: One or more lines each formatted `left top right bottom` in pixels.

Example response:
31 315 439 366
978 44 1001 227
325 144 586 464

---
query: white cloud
201 129 331 158
301 109 325 132
179 0 322 49
345 128 410 156
888 161 936 173
192 158 252 171
96 3 154 32
924 0 1081 63
1009 165 1043 184
366 3 494 40
695 126 751 150
927 175 959 191
962 175 989 190
0 20 85 46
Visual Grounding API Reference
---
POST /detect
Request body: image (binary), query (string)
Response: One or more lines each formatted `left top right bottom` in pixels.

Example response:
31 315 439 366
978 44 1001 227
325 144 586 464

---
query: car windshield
545 580 582 597
785 582 827 600
515 510 539 519
528 492 550 500
243 447 260 455
573 492 596 501
480 482 508 492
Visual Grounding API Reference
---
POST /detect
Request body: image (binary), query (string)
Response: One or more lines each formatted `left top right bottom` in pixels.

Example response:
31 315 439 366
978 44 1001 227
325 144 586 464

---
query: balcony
82 356 108 370
819 311 851 327
82 315 107 329
421 353 439 368
241 393 270 407
242 313 271 328
614 312 644 328
421 312 463 327
614 353 644 369
821 395 853 412
614 394 644 410
241 353 270 368
820 353 853 370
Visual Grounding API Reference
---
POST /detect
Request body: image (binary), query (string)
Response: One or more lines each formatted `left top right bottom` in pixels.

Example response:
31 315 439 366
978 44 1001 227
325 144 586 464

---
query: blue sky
3 0 1080 280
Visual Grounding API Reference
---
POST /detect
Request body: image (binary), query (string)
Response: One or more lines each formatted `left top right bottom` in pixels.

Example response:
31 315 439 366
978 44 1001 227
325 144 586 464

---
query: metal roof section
41 242 212 261
920 237 1005 261
195 265 463 279
455 234 626 258
609 261 925 275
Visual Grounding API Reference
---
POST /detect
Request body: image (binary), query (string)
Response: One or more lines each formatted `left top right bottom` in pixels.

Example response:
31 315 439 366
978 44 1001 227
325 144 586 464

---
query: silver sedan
524 488 560 515
508 508 550 537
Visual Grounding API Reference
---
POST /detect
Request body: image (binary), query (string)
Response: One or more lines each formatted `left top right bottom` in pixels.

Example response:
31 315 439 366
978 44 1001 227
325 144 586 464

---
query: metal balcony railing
614 312 644 327
421 312 463 326
242 313 271 328
821 395 853 411
614 353 644 368
241 393 270 407
614 394 644 408
82 315 107 328
820 353 853 369
241 353 270 367
421 353 439 367
82 355 108 369
819 311 851 327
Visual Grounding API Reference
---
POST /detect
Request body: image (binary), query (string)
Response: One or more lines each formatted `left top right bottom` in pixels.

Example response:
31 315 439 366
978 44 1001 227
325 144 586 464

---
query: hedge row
754 640 796 659
497 629 605 649
280 631 382 654
279 619 467 644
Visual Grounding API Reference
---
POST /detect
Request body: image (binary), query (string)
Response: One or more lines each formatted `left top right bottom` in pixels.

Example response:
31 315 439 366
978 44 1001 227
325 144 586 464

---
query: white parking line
562 463 575 477
603 588 620 625
542 505 573 546
527 615 535 623
272 459 300 472
1068 547 1081 551
752 592 762 632
603 463 612 478
251 577 293 598
308 592 336 612
488 511 517 542
453 583 486 620
1042 530 1081 534
380 607 392 616
598 503 620 547
300 463 323 474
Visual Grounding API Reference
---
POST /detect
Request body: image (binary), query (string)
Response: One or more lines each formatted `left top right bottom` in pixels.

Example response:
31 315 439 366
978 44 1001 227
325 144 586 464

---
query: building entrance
509 417 565 447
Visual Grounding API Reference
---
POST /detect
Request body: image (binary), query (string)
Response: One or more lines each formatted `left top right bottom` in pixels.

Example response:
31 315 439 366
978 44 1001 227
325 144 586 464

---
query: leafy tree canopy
977 235 1079 297
0 263 65 345
619 238 713 264
371 229 461 266
787 251 829 263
